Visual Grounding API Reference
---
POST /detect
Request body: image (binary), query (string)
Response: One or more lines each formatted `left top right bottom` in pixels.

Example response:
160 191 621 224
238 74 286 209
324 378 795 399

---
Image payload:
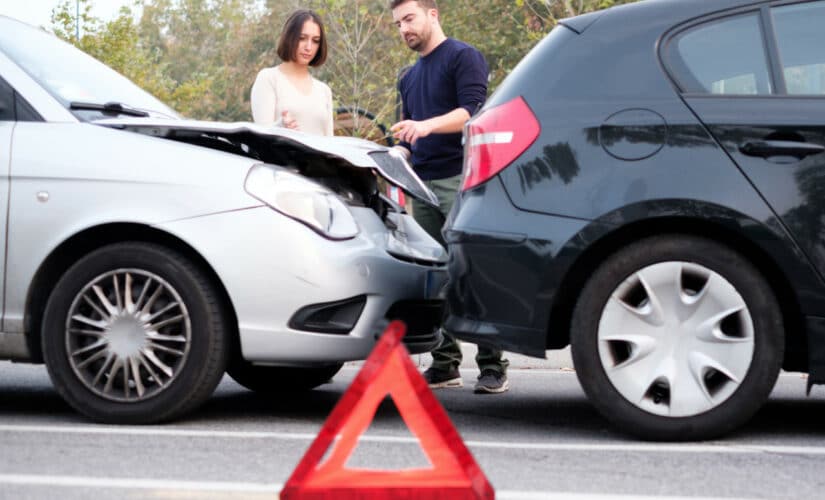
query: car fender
545 199 823 348
4 122 260 332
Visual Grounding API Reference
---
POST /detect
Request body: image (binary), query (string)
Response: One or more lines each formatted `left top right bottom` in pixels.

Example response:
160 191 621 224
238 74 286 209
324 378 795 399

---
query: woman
250 10 333 136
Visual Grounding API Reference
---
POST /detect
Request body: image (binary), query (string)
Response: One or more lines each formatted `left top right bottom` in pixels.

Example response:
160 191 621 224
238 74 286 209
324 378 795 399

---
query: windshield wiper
70 101 150 117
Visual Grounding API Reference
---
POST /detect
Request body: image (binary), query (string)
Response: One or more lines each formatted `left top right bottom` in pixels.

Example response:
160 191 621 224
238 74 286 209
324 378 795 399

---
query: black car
444 0 825 440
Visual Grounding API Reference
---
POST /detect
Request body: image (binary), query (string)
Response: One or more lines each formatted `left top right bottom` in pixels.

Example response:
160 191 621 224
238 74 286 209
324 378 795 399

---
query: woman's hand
281 110 299 130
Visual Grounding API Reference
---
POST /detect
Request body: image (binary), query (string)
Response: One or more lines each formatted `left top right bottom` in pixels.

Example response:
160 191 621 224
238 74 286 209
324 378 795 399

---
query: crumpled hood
94 117 439 207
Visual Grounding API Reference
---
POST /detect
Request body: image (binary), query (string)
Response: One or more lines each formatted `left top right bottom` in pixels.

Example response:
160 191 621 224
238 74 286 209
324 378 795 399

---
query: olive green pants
411 175 509 374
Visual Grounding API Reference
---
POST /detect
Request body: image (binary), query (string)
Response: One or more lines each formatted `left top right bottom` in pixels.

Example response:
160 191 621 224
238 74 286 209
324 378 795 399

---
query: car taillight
461 96 540 191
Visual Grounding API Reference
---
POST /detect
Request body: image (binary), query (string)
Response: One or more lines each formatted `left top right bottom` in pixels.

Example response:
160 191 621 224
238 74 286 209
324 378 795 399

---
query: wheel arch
24 223 239 363
547 215 806 371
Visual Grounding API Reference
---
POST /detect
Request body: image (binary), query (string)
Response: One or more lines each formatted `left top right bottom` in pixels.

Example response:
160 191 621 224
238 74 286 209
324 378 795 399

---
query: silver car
0 16 447 423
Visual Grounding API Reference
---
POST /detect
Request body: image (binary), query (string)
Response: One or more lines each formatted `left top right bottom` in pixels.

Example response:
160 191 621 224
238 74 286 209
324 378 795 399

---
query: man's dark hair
277 9 327 67
389 0 437 10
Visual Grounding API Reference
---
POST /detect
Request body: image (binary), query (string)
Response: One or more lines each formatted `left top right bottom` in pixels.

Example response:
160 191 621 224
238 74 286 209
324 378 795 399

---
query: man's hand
390 119 433 145
390 108 471 145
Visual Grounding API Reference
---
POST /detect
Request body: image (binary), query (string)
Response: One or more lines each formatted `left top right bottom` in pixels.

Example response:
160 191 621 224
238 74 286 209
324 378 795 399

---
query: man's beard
405 29 429 52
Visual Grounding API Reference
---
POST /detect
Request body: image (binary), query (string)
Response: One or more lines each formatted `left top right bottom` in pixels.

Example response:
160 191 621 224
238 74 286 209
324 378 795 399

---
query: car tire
227 359 343 393
570 234 783 441
42 242 228 424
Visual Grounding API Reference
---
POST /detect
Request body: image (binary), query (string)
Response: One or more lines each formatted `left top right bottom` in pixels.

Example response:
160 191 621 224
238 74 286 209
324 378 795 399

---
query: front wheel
571 235 783 440
42 242 228 424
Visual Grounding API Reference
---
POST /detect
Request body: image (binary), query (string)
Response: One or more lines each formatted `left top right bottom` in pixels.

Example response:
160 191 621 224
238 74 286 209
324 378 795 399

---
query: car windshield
0 16 177 120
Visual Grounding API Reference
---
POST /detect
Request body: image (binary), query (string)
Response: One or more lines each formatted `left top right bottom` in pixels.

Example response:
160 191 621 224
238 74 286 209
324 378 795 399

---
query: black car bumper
442 178 590 357
442 226 550 357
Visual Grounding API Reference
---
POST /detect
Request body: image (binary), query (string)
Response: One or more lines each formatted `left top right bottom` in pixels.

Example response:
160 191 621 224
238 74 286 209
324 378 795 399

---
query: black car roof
619 0 770 13
563 0 773 32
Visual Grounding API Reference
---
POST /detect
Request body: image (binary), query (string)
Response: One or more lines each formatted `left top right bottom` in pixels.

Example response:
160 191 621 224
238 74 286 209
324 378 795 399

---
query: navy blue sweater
398 38 488 180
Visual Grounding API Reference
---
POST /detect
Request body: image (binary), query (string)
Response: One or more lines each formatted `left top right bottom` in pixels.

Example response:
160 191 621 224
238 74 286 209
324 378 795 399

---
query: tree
49 0 210 116
137 0 265 120
304 0 409 140
48 0 639 128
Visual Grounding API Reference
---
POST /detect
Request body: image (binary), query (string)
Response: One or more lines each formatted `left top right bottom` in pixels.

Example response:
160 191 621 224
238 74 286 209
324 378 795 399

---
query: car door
665 1 825 278
0 78 12 330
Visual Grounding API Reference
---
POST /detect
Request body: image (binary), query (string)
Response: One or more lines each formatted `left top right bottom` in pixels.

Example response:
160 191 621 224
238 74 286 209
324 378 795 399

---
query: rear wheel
42 242 228 424
571 235 783 440
227 359 342 393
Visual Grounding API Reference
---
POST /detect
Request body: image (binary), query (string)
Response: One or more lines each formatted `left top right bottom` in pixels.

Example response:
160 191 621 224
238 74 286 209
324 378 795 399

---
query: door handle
740 140 825 159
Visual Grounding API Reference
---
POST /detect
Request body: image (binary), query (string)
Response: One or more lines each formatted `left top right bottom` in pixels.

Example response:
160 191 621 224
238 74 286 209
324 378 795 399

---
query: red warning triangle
280 320 494 500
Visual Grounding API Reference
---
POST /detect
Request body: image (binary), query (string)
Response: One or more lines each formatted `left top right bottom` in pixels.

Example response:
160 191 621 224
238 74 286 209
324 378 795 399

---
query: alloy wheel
65 269 192 402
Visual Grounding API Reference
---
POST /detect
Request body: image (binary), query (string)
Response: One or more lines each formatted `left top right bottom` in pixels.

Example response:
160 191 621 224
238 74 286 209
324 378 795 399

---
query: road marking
496 494 754 500
0 474 754 499
0 423 320 440
463 441 825 455
0 474 280 493
1 423 825 455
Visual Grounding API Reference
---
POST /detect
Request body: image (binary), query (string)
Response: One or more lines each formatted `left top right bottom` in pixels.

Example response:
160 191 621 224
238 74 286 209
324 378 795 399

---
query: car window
668 13 772 95
772 1 825 95
0 77 13 121
15 94 41 122
0 76 42 122
0 17 176 120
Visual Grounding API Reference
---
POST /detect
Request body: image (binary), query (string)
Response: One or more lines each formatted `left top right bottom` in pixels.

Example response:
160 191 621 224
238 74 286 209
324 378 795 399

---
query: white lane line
0 474 280 492
464 441 825 455
1 424 825 455
0 424 319 440
0 474 753 500
496 494 754 500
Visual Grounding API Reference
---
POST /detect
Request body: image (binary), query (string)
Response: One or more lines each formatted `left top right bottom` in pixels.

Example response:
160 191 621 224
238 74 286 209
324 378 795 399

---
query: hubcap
598 262 754 417
65 269 191 402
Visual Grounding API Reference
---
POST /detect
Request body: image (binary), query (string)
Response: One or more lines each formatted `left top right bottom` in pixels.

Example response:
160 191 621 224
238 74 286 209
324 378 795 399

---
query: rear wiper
70 101 150 117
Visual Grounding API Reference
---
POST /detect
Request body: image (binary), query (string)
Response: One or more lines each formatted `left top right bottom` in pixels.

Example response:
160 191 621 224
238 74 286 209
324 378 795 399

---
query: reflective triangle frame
280 320 494 499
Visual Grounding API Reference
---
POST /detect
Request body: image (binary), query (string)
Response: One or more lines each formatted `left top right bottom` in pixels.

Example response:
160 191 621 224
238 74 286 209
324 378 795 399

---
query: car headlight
244 164 359 240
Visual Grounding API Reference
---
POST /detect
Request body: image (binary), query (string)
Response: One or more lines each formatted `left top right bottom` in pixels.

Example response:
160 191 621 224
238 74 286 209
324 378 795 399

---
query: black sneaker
422 366 463 389
474 369 509 394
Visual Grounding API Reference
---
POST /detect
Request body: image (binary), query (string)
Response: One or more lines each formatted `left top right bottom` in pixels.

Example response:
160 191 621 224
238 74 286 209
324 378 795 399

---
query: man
389 0 509 394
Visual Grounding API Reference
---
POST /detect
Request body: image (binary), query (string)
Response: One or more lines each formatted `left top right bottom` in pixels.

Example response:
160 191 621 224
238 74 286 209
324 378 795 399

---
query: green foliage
304 0 410 140
440 0 538 90
136 0 265 119
49 0 208 116
49 0 638 132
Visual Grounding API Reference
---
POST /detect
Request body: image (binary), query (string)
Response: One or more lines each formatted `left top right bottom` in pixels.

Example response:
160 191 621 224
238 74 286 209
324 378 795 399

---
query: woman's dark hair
276 10 327 67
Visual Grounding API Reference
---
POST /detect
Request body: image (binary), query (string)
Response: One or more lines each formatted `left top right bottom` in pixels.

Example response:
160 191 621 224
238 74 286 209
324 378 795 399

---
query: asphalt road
2 361 825 499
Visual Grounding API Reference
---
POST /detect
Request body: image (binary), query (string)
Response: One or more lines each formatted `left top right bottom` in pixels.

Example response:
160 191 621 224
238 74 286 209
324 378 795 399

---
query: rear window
665 13 772 95
772 1 825 95
485 24 578 108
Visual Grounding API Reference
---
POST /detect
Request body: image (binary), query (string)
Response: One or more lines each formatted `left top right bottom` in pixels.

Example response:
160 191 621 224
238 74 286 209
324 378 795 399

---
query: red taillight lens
461 96 540 191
